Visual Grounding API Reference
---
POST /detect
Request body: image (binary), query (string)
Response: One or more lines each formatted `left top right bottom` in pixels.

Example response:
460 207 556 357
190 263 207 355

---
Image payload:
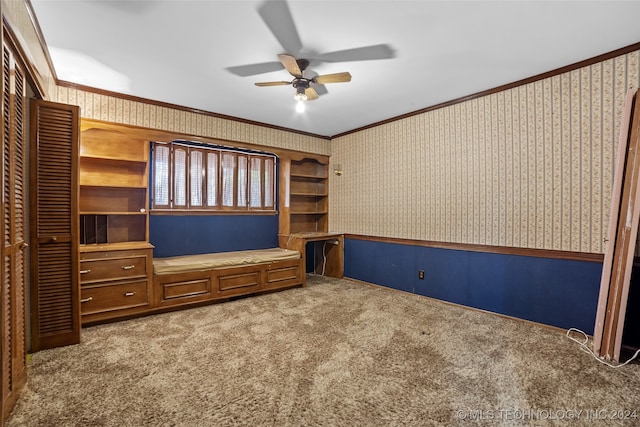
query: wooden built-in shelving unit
79 128 149 245
278 156 343 279
281 157 329 235
78 123 154 324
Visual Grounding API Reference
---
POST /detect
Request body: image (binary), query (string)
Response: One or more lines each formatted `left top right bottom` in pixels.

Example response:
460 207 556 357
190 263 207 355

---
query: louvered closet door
29 99 80 351
1 43 28 421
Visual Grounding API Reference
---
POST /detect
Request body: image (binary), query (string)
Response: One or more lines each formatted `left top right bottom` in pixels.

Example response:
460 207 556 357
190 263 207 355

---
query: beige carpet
6 275 640 426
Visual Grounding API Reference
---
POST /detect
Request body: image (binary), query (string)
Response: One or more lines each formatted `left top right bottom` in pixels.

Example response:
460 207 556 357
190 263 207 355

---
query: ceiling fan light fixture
294 86 307 101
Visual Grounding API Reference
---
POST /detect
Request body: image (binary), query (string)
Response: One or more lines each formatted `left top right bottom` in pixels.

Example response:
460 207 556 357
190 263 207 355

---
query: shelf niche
80 186 147 213
80 214 146 244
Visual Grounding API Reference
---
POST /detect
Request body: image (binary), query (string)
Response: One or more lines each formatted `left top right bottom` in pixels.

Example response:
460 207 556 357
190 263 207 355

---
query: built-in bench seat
152 248 305 309
153 248 301 274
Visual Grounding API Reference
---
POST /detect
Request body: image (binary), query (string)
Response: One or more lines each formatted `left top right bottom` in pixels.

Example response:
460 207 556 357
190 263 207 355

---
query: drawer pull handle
80 297 93 303
121 265 135 270
80 269 91 274
124 292 136 297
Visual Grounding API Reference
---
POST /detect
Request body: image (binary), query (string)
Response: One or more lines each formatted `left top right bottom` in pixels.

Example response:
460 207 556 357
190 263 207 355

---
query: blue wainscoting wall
150 215 278 258
344 238 603 334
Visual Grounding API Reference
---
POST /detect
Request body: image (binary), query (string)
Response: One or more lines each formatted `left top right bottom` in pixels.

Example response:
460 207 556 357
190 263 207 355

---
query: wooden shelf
291 192 329 197
289 159 327 179
80 186 147 212
79 241 154 253
80 154 147 164
290 182 326 196
290 173 328 179
80 211 146 216
80 127 149 162
80 157 147 188
291 211 328 215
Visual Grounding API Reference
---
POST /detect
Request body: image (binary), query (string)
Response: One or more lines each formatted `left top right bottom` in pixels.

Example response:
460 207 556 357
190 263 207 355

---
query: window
152 141 276 212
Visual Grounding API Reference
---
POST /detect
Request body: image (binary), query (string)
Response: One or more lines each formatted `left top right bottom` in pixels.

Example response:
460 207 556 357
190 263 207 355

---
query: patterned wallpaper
54 86 330 156
330 50 640 254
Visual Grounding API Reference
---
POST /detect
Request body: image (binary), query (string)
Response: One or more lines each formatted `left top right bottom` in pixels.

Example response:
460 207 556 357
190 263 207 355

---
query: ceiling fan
255 54 351 101
227 0 395 101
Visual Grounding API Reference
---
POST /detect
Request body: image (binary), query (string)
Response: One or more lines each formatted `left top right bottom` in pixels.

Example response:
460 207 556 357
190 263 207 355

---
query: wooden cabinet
78 121 153 324
79 244 153 324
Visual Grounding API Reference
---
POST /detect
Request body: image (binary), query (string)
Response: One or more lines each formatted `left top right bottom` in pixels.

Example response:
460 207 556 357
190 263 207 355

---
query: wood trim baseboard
343 233 604 263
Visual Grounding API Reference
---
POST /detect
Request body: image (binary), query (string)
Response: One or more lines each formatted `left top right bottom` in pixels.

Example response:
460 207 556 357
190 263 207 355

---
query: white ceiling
30 0 640 138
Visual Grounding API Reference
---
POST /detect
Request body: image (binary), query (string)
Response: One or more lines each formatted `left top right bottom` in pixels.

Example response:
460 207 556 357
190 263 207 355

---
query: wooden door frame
594 89 640 362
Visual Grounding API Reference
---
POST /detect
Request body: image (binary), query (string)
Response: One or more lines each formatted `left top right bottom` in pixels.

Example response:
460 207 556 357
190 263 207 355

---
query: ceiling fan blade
313 72 352 84
226 61 284 77
305 87 319 101
278 53 302 78
255 81 291 87
305 72 328 96
311 44 396 63
257 0 303 56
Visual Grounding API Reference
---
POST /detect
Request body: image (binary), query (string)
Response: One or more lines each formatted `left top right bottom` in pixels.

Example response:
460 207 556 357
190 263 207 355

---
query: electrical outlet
418 270 425 280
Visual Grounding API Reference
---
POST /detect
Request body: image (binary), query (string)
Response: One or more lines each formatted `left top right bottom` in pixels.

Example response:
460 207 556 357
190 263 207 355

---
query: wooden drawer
264 259 302 290
156 276 212 305
79 248 151 260
81 280 149 316
155 272 214 307
217 264 263 297
80 255 147 284
163 278 211 300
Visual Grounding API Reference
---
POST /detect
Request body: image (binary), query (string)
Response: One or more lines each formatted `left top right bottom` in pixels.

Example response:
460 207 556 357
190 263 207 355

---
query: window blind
151 141 276 213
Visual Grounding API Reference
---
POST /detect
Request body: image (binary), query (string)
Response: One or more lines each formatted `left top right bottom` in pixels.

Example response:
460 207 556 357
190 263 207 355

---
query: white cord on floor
321 241 328 276
566 328 640 368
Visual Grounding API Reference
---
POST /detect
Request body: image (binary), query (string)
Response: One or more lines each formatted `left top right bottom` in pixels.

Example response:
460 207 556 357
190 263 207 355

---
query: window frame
151 141 277 214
